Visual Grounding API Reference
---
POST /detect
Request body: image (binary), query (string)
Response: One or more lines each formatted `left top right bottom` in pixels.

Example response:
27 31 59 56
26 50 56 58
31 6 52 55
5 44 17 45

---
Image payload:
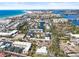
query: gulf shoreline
0 10 26 20
0 10 78 26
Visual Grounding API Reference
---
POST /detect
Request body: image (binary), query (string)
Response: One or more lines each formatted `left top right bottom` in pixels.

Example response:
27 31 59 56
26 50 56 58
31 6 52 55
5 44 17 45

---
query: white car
0 45 6 49
5 43 11 47
0 42 3 46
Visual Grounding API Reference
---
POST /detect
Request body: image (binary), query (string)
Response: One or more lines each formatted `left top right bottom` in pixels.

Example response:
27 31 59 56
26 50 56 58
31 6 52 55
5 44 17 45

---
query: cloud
0 2 79 10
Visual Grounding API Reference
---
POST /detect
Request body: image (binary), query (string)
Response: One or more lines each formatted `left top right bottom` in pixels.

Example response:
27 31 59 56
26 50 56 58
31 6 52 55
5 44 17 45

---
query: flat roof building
53 18 68 23
70 33 79 45
68 53 79 57
36 46 48 55
0 30 18 37
13 41 31 54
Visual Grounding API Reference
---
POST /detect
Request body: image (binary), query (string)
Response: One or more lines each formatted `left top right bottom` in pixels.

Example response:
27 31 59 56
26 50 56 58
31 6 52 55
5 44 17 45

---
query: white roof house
13 41 31 54
68 53 79 57
9 30 18 35
45 37 50 41
0 30 18 37
46 24 50 30
13 41 31 48
22 45 31 54
70 33 79 44
30 37 50 41
53 18 68 23
36 46 48 55
70 33 79 38
0 19 11 24
29 29 43 33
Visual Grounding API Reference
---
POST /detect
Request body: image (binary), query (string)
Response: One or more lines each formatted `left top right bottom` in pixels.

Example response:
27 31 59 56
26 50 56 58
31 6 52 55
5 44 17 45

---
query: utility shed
36 46 48 55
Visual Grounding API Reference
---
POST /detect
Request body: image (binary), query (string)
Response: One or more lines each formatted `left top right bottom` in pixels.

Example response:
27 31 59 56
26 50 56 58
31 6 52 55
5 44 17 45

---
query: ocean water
0 10 25 19
52 10 79 26
0 10 79 26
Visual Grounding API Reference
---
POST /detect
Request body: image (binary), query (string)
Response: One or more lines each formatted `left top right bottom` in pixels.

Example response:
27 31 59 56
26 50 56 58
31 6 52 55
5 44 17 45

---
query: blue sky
0 2 79 10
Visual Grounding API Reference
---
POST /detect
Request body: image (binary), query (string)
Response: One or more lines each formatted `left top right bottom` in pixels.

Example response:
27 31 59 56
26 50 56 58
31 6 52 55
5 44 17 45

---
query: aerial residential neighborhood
0 9 79 57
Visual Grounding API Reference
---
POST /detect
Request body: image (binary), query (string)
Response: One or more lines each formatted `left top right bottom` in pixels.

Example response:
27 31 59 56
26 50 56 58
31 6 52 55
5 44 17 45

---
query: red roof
0 52 5 57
